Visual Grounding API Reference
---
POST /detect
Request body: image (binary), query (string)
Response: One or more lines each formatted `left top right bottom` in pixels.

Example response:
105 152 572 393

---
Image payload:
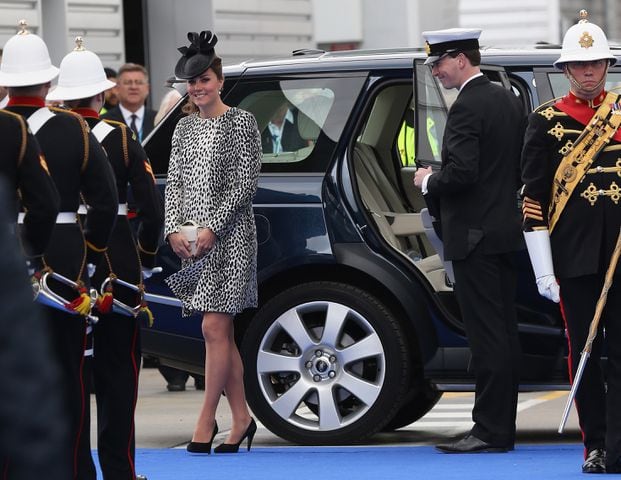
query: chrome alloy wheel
255 300 386 431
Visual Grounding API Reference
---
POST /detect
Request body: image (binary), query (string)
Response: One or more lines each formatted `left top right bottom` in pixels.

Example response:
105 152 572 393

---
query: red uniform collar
72 107 100 119
7 96 46 108
566 90 606 108
555 90 621 142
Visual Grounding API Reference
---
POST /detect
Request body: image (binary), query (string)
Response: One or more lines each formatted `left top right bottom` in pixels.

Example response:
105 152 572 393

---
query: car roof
223 45 621 76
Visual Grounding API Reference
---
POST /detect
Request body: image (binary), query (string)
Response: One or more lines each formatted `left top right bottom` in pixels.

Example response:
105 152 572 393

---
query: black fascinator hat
175 30 218 80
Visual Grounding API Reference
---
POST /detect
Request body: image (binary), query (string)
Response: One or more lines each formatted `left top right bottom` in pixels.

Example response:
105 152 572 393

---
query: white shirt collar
459 72 484 92
119 104 145 124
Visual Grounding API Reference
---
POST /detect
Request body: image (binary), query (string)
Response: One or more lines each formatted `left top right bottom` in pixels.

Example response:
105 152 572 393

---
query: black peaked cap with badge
175 30 219 80
422 28 482 65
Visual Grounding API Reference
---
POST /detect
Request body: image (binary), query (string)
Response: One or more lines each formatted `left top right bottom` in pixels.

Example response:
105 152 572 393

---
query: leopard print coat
164 107 261 316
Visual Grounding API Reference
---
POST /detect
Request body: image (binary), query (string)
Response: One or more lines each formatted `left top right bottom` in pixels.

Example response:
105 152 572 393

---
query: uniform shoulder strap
91 120 116 143
102 119 131 167
26 107 55 135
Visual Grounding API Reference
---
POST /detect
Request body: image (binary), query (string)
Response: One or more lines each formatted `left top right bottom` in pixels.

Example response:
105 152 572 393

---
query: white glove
524 230 560 303
87 263 96 278
141 266 162 279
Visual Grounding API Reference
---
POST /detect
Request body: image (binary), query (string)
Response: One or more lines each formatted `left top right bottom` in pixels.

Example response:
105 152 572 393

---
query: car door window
144 75 366 175
548 71 621 98
414 60 446 165
225 74 367 173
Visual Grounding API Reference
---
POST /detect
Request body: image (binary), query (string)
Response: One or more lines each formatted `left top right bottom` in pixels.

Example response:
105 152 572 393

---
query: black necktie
129 114 139 139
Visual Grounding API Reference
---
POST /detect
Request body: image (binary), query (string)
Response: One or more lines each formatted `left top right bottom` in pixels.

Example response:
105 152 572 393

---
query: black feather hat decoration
174 30 219 80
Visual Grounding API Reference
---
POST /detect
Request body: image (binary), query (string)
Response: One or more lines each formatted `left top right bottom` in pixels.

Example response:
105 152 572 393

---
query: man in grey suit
101 63 156 142
414 28 525 453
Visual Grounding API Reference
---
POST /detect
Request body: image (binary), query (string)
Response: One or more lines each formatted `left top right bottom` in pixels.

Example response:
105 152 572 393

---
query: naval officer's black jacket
426 75 526 261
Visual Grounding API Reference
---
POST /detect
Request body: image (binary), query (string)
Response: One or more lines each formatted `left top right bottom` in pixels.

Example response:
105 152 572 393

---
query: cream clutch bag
178 220 201 255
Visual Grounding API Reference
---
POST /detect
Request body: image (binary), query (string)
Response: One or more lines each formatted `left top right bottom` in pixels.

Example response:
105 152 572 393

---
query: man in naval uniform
413 28 525 453
47 38 163 480
521 10 621 474
0 21 118 480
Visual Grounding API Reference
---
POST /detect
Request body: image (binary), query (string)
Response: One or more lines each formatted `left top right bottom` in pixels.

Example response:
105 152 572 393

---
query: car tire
241 281 410 445
380 381 442 431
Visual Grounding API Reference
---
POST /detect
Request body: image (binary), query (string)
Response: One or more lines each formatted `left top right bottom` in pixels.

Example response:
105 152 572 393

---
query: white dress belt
77 204 128 215
17 211 77 224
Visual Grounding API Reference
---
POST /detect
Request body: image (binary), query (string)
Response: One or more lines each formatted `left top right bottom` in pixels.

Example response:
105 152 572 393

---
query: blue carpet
92 444 613 479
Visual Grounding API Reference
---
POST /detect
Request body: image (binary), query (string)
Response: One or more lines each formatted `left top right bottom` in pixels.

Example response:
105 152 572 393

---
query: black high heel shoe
214 418 257 453
187 421 219 454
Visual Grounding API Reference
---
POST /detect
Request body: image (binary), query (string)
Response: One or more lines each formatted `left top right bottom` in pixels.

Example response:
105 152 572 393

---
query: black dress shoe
582 448 605 473
436 434 509 454
606 455 621 473
187 422 219 455
214 418 257 453
166 382 186 392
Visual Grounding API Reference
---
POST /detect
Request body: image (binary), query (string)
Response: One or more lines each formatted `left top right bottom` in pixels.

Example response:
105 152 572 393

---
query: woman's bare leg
221 326 252 443
191 312 233 442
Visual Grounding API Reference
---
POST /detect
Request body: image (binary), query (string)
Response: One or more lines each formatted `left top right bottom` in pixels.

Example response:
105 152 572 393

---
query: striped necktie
130 114 139 140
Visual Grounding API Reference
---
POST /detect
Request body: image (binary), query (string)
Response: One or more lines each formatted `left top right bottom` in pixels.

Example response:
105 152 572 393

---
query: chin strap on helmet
565 66 608 94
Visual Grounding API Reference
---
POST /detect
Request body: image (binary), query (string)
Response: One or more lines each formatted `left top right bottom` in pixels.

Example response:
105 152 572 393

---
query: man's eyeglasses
120 80 147 86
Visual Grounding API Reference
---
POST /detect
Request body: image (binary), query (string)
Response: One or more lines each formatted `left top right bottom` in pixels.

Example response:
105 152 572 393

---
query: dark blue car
140 46 621 445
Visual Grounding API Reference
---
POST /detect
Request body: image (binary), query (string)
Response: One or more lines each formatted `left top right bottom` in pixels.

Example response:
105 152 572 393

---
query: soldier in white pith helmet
0 19 118 480
521 10 621 474
47 36 163 480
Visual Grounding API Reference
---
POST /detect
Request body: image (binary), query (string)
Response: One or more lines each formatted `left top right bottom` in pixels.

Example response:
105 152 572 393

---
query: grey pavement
90 368 582 450
89 367 285 449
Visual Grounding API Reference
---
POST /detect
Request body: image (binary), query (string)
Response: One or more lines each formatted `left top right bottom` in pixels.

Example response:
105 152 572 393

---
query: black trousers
45 307 95 480
452 249 521 446
92 312 141 480
559 273 621 466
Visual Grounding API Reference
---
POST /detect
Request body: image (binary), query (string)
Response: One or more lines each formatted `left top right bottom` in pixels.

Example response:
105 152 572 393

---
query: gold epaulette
102 118 131 166
534 95 564 113
102 118 128 129
103 118 138 142
48 105 79 116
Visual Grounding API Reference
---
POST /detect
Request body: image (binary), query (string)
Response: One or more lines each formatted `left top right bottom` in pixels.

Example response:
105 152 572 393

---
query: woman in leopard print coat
164 31 261 454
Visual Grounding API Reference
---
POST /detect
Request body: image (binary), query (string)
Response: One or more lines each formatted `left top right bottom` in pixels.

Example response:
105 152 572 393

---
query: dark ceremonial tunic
0 109 58 258
522 90 621 278
0 183 69 480
521 90 621 466
76 109 163 302
425 75 525 447
5 96 117 480
73 108 163 480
